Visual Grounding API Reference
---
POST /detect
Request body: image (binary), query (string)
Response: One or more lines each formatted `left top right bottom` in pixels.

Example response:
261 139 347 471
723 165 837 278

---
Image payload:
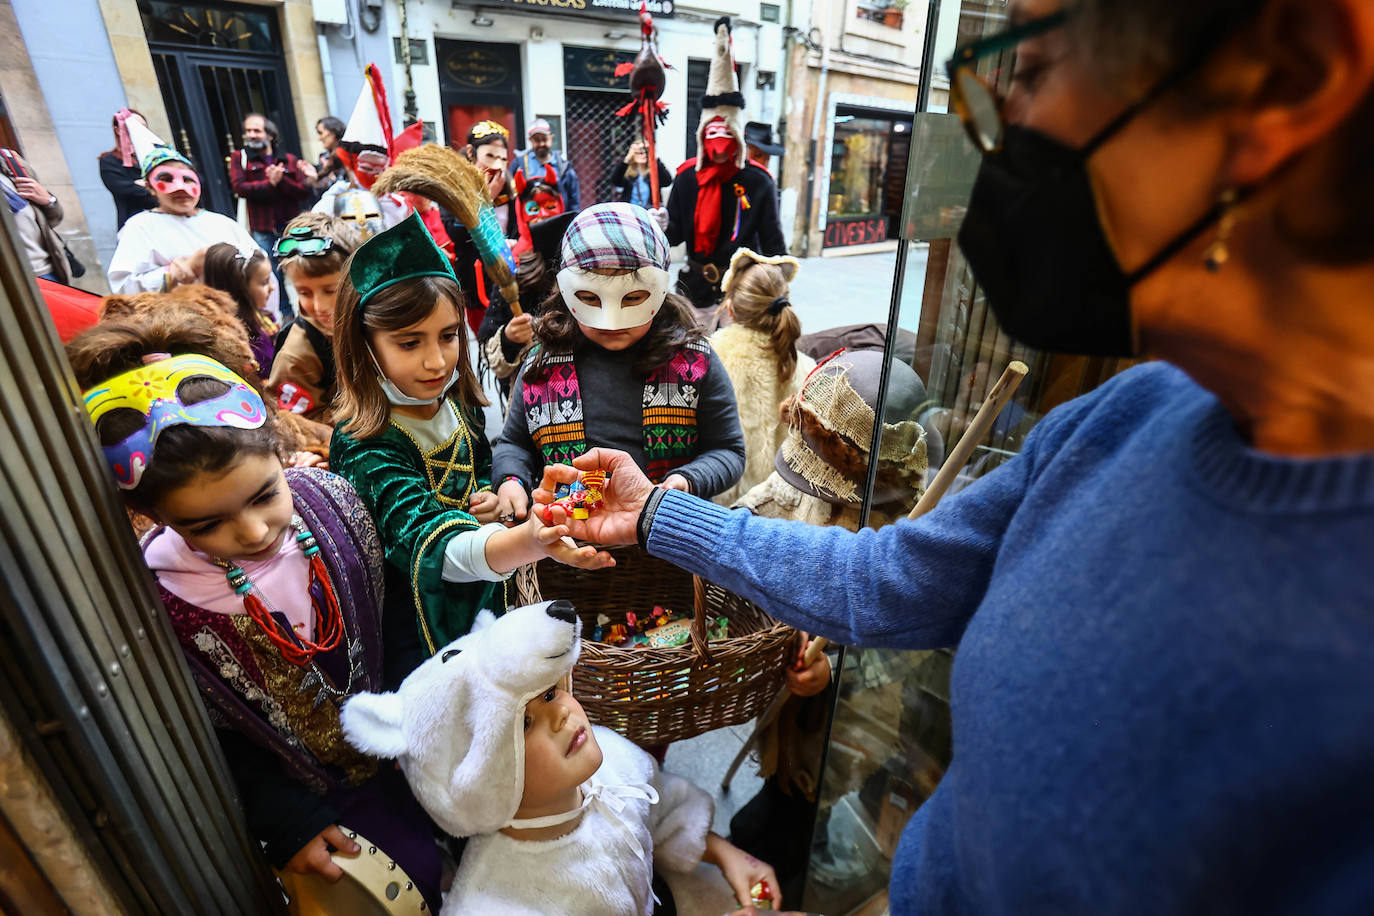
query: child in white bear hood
341 599 781 915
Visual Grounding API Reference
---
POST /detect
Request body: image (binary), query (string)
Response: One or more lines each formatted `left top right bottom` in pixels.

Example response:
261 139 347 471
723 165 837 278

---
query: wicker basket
516 547 798 745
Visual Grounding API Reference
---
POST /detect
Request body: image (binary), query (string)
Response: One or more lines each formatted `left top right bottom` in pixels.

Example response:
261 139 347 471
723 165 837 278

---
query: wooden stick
721 636 828 790
908 360 1028 520
645 106 661 210
721 360 1029 790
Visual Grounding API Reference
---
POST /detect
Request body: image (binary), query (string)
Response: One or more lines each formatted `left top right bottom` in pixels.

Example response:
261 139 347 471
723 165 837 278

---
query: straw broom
373 145 523 315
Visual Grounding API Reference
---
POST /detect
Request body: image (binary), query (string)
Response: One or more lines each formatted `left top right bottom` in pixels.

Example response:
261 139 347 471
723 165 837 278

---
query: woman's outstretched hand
534 448 655 547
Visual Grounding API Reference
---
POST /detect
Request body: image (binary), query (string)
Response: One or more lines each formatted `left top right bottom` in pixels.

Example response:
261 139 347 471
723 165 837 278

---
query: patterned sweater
494 338 746 498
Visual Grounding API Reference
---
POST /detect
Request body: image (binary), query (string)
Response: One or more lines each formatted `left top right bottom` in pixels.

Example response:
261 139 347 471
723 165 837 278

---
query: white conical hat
696 16 746 171
128 118 193 177
341 79 388 153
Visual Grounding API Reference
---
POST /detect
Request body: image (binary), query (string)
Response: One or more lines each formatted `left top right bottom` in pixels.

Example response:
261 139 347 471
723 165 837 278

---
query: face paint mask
150 166 201 200
83 354 266 489
557 265 669 331
956 58 1230 358
525 189 564 224
367 346 460 407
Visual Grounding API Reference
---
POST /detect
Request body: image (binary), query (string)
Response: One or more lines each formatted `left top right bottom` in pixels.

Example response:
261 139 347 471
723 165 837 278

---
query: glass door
800 2 1143 912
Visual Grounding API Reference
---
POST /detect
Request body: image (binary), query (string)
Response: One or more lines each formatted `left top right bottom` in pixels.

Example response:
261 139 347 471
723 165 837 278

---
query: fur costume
341 601 714 916
98 285 333 459
709 324 816 507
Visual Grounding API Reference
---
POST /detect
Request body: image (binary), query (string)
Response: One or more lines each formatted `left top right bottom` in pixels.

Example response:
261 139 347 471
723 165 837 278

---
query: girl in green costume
330 213 611 687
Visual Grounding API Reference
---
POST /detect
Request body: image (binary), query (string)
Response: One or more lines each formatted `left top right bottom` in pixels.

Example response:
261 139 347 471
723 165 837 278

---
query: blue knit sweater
647 363 1374 914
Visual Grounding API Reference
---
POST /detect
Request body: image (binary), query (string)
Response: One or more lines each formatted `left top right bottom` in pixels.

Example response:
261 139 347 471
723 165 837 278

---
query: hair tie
767 296 789 315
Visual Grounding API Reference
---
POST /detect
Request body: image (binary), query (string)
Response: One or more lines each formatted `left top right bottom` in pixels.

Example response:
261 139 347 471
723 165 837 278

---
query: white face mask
367 346 460 407
557 265 670 332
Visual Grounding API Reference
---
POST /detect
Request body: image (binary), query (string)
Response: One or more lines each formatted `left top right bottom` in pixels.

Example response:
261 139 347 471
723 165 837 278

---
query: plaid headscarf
560 203 671 273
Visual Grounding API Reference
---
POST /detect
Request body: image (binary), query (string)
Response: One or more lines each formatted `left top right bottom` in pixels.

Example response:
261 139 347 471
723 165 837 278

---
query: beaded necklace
215 515 344 666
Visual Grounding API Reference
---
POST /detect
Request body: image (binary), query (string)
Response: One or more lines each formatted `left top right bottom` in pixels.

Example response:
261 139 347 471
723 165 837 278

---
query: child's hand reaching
704 833 782 912
496 478 530 525
285 824 360 882
659 473 692 493
470 490 501 524
785 633 832 698
523 508 616 571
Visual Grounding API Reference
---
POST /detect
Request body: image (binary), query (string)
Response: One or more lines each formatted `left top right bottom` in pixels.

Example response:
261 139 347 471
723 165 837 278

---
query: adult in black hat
744 121 785 173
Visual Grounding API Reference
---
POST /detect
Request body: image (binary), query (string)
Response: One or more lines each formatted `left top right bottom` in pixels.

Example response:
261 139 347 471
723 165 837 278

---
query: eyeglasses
274 229 334 257
945 10 1069 154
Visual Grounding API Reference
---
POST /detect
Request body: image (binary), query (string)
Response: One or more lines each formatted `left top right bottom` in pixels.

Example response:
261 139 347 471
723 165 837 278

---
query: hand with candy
536 449 654 546
540 468 610 524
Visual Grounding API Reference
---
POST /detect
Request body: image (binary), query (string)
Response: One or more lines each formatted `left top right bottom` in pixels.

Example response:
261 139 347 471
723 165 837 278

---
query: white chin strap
507 781 660 881
557 265 670 331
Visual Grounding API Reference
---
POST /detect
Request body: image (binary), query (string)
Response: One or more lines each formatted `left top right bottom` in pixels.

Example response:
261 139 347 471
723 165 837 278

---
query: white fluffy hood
341 600 582 838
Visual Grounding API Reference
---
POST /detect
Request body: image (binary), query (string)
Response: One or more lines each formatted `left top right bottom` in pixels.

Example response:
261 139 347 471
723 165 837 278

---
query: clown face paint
149 164 201 215
557 265 669 332
523 187 565 226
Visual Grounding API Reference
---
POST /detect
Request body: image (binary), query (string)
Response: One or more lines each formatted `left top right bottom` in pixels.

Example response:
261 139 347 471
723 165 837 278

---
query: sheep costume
341 600 715 915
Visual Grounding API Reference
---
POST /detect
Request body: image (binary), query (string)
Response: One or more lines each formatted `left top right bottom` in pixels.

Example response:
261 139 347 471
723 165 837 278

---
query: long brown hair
65 311 285 515
333 273 487 439
201 243 274 346
527 288 703 380
722 261 802 383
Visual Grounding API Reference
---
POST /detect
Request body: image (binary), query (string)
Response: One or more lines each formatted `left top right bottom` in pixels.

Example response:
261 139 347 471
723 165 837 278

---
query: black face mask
957 72 1231 358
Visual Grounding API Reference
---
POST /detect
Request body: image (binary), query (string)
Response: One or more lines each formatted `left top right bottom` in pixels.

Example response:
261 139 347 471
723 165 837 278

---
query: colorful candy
749 879 774 909
541 468 609 523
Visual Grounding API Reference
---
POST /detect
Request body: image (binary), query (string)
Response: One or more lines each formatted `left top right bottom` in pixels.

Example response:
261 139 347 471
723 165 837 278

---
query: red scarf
693 138 740 258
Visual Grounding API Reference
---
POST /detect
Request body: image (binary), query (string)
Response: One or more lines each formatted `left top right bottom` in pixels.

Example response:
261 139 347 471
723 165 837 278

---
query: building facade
778 0 952 257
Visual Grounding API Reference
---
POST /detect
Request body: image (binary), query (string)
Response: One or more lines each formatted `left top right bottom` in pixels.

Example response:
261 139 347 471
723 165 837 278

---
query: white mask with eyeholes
557 265 670 331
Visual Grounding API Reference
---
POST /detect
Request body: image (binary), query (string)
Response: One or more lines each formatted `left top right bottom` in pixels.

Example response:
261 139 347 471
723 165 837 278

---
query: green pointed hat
350 211 459 308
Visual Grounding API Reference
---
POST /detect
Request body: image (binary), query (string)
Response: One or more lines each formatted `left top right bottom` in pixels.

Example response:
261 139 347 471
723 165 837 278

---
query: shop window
824 109 911 248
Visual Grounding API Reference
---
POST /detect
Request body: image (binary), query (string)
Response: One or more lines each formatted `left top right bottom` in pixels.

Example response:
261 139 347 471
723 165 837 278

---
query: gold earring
1203 188 1239 272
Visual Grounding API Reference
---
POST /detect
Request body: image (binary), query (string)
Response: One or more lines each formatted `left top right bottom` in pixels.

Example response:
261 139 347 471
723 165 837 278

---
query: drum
277 828 430 915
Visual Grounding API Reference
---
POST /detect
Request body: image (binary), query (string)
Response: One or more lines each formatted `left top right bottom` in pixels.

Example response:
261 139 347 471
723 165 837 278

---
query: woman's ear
1223 0 1374 185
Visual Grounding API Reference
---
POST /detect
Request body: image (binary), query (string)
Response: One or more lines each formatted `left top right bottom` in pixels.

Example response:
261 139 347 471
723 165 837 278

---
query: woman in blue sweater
537 0 1374 912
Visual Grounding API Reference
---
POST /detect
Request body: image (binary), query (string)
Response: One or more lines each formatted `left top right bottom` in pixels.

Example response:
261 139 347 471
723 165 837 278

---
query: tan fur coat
708 324 815 507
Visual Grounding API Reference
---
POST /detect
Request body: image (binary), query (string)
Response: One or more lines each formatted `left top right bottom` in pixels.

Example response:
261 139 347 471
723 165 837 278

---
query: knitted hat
341 601 583 839
126 117 194 178
560 202 670 272
349 211 457 307
775 349 929 506
696 17 747 171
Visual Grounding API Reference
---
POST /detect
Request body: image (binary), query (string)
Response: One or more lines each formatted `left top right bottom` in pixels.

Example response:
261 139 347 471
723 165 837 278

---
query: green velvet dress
331 399 504 687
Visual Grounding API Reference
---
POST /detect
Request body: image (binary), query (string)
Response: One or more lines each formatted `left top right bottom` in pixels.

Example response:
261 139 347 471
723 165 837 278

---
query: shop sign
563 46 637 91
825 215 889 248
466 0 674 20
440 43 520 93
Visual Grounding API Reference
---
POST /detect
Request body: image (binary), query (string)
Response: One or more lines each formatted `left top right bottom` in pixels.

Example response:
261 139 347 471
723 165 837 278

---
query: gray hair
1067 0 1264 93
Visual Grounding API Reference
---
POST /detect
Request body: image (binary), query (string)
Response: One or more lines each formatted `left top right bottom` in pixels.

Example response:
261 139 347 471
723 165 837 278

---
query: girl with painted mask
107 120 272 304
537 0 1374 910
329 213 613 687
66 311 445 910
492 202 747 524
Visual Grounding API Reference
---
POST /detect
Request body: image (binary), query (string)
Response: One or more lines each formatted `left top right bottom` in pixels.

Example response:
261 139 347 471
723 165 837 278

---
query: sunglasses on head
274 227 335 257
